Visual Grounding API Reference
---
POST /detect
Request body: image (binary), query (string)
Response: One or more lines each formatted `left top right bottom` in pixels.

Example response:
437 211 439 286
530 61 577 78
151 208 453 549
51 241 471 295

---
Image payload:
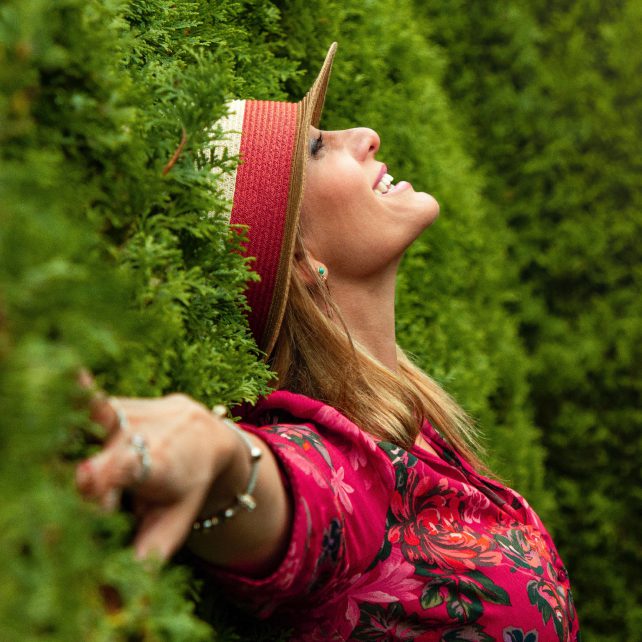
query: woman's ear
294 251 328 286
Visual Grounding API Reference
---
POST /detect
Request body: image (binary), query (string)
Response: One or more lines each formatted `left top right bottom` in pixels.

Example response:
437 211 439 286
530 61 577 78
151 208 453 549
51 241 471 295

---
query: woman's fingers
77 432 147 504
77 370 122 438
89 395 124 438
134 492 205 560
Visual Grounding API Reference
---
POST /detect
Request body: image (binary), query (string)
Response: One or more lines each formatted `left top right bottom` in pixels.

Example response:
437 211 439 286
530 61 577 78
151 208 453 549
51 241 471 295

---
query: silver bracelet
192 407 262 533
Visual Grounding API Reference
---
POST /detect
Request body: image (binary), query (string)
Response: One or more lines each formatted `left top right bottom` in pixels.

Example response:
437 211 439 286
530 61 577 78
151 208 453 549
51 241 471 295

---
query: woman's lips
372 164 388 189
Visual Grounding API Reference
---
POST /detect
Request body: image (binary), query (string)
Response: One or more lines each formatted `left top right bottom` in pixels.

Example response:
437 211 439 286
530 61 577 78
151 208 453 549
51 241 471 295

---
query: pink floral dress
210 391 581 641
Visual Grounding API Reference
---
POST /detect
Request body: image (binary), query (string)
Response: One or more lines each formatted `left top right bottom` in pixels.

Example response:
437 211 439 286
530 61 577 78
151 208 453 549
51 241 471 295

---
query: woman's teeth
374 173 395 195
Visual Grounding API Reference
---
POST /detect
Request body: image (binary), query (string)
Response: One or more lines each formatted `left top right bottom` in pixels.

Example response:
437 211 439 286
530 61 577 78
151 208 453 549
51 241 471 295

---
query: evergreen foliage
0 0 284 637
416 1 642 637
1 0 637 638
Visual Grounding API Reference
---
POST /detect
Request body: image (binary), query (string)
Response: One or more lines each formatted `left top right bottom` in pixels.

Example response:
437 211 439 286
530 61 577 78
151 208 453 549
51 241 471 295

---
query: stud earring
317 265 328 281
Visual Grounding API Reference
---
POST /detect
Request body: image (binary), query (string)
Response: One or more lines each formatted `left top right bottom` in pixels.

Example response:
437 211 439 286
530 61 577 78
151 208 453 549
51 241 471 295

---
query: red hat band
216 99 300 352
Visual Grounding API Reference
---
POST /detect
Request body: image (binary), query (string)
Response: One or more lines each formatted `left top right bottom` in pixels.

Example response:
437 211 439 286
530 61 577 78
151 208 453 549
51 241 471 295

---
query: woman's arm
185 425 292 575
76 393 291 573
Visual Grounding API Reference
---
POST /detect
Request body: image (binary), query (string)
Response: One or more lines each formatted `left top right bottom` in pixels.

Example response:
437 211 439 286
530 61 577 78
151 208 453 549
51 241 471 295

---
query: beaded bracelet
192 406 262 533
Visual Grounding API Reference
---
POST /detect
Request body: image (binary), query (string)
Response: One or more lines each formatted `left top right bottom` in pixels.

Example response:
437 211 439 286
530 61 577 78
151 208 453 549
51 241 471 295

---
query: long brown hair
270 233 489 473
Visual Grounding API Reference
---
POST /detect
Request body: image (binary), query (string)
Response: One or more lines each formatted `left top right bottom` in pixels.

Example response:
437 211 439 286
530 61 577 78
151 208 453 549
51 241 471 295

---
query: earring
317 265 328 281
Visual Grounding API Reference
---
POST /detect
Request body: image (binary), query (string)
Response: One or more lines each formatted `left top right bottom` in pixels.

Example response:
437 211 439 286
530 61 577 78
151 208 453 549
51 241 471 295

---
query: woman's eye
310 132 324 157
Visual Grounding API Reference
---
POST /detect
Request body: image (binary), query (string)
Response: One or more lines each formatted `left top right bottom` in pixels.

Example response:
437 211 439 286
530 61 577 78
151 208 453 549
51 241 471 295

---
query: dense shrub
416 0 642 637
0 0 282 637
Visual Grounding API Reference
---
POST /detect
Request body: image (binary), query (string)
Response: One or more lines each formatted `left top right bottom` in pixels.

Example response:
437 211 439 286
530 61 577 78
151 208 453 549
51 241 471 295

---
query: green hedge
0 0 281 638
416 0 642 637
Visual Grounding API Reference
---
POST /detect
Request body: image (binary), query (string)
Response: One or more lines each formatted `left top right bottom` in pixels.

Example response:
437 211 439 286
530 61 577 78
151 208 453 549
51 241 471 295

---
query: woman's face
300 126 439 279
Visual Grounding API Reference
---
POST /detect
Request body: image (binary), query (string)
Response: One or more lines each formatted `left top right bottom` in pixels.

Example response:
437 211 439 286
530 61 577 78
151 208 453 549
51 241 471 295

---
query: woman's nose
349 127 380 160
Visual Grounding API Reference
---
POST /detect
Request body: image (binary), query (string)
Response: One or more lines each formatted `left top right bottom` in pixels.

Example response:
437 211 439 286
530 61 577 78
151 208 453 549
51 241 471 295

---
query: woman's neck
329 269 399 372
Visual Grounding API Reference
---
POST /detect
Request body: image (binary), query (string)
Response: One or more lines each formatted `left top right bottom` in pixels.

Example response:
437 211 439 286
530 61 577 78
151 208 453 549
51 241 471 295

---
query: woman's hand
76 393 237 560
76 388 292 574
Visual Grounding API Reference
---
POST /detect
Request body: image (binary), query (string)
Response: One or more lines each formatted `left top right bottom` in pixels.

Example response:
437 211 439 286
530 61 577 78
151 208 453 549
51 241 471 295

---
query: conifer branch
162 127 187 175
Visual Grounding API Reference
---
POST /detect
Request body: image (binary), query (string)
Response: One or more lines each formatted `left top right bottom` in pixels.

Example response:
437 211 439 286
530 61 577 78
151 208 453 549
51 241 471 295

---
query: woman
77 44 580 641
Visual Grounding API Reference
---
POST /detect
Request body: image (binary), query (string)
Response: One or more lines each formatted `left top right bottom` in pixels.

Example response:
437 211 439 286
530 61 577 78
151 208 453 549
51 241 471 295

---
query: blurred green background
1 0 640 639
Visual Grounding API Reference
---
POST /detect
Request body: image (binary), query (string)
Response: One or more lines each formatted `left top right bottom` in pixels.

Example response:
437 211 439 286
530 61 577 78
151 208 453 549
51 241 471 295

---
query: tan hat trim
208 100 246 222
261 44 338 355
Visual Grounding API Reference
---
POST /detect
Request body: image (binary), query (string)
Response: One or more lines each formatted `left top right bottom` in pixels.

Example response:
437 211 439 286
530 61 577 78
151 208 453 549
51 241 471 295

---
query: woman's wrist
188 411 257 526
185 415 291 573
192 412 262 531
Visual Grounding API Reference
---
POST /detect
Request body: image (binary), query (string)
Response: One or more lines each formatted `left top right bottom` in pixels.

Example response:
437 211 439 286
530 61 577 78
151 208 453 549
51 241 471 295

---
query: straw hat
213 43 338 356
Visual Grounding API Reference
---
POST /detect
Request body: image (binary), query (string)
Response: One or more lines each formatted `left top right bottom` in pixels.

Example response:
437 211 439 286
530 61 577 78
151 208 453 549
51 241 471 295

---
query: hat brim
260 43 338 356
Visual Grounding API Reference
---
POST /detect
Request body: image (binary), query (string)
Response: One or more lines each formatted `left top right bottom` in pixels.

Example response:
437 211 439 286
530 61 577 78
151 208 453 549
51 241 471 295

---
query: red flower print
330 466 355 514
491 525 555 576
459 483 491 525
418 522 502 571
388 468 502 570
344 548 423 628
522 527 553 568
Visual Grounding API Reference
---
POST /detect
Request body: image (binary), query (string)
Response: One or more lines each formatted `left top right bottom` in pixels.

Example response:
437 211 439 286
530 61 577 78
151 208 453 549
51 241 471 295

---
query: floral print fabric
210 391 580 641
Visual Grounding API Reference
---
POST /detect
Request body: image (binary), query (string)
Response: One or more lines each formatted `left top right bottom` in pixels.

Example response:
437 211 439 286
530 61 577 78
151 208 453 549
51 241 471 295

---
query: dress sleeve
203 419 395 618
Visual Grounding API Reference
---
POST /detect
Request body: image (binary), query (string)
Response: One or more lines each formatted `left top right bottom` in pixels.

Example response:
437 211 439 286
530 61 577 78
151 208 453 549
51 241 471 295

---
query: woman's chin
426 193 440 219
413 191 440 228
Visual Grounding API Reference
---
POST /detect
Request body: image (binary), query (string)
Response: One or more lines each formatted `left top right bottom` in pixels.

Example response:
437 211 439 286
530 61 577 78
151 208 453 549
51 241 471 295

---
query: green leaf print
377 441 418 490
445 584 483 623
463 570 511 605
440 623 495 641
415 567 511 619
527 579 567 642
502 627 539 642
420 582 444 609
494 529 544 575
268 425 334 467
353 601 425 640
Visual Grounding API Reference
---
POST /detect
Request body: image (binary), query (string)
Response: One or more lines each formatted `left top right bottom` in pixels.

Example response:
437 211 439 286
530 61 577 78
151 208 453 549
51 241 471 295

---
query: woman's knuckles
100 488 120 512
76 460 93 489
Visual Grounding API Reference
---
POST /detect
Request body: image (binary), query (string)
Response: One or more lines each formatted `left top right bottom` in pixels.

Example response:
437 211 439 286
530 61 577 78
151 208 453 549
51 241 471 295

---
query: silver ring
109 397 130 432
129 433 152 483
